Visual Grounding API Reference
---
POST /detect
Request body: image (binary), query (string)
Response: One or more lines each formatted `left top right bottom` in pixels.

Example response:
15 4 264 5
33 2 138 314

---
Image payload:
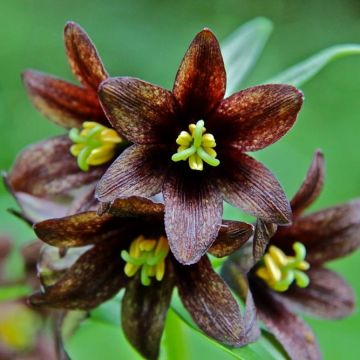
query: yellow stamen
256 242 310 292
121 235 170 286
69 121 124 171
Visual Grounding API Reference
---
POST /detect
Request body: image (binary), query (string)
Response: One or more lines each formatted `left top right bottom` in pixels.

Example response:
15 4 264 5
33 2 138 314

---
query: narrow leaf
266 44 360 86
222 17 273 95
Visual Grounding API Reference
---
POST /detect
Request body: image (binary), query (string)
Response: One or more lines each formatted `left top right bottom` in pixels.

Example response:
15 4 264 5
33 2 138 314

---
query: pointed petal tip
64 21 85 37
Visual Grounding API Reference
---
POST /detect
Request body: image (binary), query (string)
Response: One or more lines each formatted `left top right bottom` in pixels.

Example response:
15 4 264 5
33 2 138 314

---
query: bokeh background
1 0 360 359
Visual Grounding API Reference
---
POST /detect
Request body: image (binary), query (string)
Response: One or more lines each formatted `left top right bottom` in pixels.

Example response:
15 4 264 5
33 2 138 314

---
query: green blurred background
1 0 360 359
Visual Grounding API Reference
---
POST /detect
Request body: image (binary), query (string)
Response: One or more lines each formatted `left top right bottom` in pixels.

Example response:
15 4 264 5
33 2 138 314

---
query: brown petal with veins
281 268 355 319
251 280 322 360
99 77 178 144
273 199 360 265
22 71 105 128
291 150 325 217
163 168 223 265
96 144 166 203
29 241 127 310
210 84 303 152
173 28 226 120
217 151 292 224
209 220 253 258
122 262 175 360
253 219 277 261
64 21 108 90
176 256 246 346
8 136 105 197
109 196 164 218
34 211 133 248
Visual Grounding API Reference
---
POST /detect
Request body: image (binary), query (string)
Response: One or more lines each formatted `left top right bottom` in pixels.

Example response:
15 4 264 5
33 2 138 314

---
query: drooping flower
29 196 258 359
5 22 127 222
221 151 360 360
96 28 303 265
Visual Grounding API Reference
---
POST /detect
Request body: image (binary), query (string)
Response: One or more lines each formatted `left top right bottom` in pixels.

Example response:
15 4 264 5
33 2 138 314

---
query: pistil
121 235 170 286
171 120 220 171
256 242 310 292
69 121 123 171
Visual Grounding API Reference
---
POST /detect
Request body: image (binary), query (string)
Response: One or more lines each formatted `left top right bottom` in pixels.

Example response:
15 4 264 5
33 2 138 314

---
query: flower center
171 120 220 171
69 121 123 171
255 242 310 292
121 235 170 286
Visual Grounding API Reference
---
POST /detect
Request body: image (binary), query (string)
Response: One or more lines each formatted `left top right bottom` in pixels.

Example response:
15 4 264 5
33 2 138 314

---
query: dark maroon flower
6 22 126 221
221 151 360 360
29 196 258 359
96 28 303 265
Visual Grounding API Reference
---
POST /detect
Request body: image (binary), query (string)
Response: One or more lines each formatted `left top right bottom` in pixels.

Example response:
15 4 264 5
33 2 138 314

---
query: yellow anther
256 242 310 292
121 235 170 286
69 121 124 171
171 120 220 170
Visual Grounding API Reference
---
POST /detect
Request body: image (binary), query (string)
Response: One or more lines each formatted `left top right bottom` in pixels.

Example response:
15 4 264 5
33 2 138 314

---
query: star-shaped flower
221 151 360 360
96 28 304 265
29 197 258 359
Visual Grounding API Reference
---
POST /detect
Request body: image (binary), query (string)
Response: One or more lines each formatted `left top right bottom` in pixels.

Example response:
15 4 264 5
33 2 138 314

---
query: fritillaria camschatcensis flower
221 151 360 360
29 196 258 359
95 28 304 265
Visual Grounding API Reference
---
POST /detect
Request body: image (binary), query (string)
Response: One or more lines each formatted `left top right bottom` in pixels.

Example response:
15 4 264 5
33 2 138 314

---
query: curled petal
210 84 303 152
99 77 177 144
64 21 108 89
7 136 105 197
209 220 253 258
96 144 166 203
22 70 104 128
122 262 175 360
163 168 222 265
217 151 292 224
274 199 360 265
291 150 325 217
253 219 277 261
29 241 127 310
281 268 355 319
108 196 164 218
34 211 134 248
251 280 321 360
173 29 226 119
176 256 247 346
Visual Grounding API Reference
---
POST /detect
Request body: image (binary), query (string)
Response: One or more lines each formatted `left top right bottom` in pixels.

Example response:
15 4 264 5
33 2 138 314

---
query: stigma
121 235 170 286
69 121 123 171
171 120 220 171
256 242 310 292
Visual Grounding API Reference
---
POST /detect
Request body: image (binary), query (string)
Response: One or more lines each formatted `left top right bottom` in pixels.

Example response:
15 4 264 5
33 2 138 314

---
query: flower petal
22 70 104 128
251 280 321 360
29 241 127 309
64 21 108 90
209 220 253 258
173 29 226 119
176 256 247 346
253 219 277 261
7 136 105 197
163 168 222 264
281 268 355 319
34 211 135 248
217 152 292 224
291 150 325 217
274 199 360 265
122 263 175 360
99 77 177 144
210 84 303 152
96 144 167 203
108 196 164 218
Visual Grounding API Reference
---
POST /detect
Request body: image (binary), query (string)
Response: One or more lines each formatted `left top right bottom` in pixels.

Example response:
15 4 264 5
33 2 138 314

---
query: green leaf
0 284 31 301
222 17 273 95
266 44 360 86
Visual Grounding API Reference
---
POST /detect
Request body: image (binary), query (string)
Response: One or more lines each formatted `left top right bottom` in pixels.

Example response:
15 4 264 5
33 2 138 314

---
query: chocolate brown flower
96 28 303 265
221 151 360 360
29 197 258 359
6 22 126 221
